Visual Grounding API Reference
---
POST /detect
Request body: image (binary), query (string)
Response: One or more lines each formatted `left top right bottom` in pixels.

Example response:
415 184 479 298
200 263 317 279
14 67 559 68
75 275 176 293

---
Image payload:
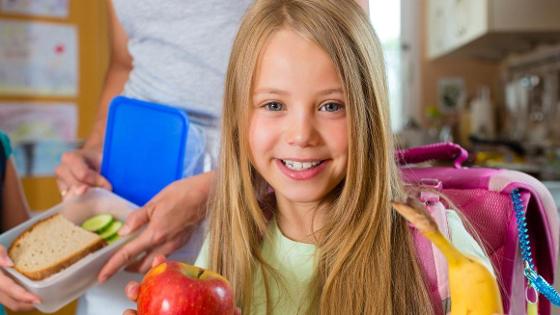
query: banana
392 200 503 315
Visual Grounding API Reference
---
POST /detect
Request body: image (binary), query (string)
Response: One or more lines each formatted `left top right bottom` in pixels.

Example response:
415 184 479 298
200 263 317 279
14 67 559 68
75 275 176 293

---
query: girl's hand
0 246 41 311
122 255 166 315
122 255 241 315
122 280 139 315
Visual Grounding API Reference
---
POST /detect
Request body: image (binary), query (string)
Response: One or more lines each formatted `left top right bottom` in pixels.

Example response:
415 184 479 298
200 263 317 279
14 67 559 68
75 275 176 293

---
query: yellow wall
0 0 109 211
1 0 110 314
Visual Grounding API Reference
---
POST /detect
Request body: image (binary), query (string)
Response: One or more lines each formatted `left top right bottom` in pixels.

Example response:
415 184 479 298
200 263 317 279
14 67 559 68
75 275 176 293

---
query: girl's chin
274 189 328 205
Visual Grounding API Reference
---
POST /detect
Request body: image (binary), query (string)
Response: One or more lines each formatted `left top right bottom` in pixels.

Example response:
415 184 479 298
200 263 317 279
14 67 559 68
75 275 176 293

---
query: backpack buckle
419 178 442 205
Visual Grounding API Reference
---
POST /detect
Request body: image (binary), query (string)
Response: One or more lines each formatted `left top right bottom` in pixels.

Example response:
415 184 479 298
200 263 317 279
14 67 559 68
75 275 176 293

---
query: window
370 0 403 131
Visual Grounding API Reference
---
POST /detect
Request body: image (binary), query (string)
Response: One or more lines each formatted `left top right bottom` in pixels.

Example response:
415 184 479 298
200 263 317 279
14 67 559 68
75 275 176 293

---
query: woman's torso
77 2 251 314
112 0 252 125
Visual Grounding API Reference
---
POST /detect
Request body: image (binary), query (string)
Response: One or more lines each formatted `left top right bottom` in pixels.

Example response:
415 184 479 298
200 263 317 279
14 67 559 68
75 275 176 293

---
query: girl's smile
275 158 329 180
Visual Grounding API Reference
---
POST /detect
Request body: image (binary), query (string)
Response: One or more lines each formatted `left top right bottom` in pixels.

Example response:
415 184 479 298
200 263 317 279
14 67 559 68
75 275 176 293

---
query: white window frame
400 0 423 126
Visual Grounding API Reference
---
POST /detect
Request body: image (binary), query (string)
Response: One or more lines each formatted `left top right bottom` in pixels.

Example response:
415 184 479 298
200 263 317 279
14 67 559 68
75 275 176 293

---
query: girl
125 0 492 314
0 130 39 312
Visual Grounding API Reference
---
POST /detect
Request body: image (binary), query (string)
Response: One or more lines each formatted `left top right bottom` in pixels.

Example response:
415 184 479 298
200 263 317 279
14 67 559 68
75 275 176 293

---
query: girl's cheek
325 120 348 153
250 116 279 146
248 116 270 160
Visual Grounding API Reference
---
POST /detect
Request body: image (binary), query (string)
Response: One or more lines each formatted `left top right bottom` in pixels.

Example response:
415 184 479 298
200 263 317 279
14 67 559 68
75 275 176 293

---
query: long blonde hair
208 0 433 314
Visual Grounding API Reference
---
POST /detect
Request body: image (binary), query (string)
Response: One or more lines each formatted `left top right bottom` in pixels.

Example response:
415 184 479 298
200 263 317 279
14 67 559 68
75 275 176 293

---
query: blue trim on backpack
512 189 560 306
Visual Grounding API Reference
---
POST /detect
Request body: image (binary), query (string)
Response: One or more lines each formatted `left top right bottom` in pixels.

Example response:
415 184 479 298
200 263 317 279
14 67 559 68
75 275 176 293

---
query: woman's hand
55 148 112 197
99 172 214 282
0 246 41 311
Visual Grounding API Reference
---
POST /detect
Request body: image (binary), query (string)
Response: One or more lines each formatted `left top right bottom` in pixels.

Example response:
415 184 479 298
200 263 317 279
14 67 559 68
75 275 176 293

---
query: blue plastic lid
101 96 189 206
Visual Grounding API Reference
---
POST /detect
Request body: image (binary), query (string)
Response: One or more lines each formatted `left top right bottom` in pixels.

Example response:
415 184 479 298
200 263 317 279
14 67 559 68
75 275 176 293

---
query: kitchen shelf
428 0 560 60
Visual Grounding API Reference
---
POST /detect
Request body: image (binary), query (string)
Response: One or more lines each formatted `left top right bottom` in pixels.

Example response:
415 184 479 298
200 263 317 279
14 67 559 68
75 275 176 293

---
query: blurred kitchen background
388 0 560 208
1 2 560 218
0 0 559 314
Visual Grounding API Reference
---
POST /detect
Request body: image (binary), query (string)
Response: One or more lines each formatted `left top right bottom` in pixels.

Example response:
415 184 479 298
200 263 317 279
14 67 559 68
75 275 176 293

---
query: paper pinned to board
0 20 77 97
0 0 69 18
0 102 78 176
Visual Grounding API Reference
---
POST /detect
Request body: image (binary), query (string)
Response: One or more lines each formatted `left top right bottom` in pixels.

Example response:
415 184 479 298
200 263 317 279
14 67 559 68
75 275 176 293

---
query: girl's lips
275 159 328 180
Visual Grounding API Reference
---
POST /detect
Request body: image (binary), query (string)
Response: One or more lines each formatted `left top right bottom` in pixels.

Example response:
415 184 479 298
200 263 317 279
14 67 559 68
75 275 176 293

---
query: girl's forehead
254 30 341 84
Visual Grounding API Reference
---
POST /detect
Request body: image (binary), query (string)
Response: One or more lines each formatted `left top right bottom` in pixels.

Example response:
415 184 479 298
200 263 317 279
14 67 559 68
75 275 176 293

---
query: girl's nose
286 112 319 147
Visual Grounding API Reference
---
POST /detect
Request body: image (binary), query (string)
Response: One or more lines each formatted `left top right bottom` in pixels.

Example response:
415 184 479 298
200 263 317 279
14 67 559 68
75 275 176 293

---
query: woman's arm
56 0 132 195
2 159 29 231
85 0 133 151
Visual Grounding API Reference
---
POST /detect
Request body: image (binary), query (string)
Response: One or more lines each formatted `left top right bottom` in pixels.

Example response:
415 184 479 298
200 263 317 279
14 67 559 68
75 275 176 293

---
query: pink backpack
398 142 559 315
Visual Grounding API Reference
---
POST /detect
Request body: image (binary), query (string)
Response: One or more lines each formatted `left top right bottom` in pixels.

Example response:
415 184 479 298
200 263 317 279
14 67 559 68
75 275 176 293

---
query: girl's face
249 29 348 209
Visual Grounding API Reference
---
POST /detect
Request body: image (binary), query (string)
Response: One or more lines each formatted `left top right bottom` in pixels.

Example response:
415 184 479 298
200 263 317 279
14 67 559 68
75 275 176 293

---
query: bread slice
8 214 107 281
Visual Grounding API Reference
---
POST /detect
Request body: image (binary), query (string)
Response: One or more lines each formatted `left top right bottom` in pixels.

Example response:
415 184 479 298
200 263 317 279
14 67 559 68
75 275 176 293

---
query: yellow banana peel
393 201 503 315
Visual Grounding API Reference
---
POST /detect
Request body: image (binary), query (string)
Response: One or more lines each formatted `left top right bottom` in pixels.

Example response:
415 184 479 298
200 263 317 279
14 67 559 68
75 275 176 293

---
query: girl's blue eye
319 102 343 112
263 102 284 111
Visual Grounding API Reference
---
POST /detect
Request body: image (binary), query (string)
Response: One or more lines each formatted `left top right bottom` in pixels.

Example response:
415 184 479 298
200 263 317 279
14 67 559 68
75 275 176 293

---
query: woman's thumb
119 207 150 236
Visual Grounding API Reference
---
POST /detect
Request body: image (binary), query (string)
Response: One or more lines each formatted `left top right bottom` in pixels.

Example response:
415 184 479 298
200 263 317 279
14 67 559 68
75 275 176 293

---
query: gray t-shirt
112 0 252 161
113 0 250 121
76 1 251 314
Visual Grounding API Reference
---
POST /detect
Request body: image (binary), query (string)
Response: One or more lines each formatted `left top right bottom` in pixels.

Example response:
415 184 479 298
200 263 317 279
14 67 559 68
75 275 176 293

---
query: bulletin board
0 0 109 209
0 0 110 314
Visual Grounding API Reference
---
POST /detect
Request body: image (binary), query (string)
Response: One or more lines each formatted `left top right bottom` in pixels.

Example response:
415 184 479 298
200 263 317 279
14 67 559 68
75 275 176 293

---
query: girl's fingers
126 249 168 275
0 291 36 312
0 247 40 304
152 255 166 267
0 272 41 304
123 309 137 315
0 246 14 267
125 281 139 301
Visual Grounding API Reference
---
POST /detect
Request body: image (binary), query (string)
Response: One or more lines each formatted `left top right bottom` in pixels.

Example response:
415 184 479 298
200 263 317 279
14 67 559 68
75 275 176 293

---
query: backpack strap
411 190 452 315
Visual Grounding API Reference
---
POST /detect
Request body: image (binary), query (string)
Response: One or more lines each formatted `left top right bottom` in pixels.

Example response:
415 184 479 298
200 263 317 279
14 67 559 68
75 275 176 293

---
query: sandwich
8 214 107 281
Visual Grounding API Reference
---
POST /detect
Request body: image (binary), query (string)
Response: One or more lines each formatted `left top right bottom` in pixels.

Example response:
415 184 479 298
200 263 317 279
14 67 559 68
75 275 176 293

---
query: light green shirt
194 210 493 314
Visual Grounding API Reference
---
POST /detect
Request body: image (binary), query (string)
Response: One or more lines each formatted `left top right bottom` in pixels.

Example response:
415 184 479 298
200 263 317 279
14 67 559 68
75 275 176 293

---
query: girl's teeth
282 160 321 170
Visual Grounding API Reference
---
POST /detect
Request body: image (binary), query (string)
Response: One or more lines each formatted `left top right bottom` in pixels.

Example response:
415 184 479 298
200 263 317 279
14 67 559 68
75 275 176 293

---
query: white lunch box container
0 188 139 313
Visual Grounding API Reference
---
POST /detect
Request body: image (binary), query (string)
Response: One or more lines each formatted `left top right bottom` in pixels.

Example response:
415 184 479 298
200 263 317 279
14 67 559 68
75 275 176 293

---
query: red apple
137 260 236 315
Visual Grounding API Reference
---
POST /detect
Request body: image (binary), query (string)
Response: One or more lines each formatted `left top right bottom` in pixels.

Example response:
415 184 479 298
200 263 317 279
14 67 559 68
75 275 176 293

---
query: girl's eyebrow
253 88 289 96
317 88 344 96
253 87 344 96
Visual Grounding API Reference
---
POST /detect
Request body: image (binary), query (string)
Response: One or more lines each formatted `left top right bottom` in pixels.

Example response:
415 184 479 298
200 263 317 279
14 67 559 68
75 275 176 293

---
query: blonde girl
206 0 431 313
125 0 492 314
